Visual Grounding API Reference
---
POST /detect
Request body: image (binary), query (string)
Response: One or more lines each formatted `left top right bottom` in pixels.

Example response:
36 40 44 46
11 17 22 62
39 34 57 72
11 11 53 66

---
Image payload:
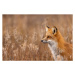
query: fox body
41 26 73 61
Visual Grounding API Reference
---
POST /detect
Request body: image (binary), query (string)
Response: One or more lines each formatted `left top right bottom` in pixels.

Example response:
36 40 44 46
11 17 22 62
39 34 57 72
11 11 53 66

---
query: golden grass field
2 15 73 61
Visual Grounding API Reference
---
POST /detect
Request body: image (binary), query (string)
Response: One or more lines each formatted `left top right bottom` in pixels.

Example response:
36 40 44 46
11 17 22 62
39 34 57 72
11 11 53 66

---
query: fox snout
41 36 48 43
41 39 48 43
41 40 43 42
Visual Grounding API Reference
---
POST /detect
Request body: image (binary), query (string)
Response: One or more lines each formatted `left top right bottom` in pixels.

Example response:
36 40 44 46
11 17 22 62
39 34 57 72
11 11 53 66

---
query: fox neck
48 40 59 60
48 41 64 60
48 31 65 60
56 31 66 50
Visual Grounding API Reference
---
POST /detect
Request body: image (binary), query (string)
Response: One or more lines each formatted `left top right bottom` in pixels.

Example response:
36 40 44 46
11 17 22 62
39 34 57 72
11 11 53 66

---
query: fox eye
47 36 50 38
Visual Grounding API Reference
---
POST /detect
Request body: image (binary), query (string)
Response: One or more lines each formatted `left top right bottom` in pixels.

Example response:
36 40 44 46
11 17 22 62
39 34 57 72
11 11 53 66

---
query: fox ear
52 26 57 35
45 26 50 32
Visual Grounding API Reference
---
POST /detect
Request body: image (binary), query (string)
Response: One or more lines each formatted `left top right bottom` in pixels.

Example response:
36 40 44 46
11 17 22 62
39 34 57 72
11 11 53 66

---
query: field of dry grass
2 15 73 61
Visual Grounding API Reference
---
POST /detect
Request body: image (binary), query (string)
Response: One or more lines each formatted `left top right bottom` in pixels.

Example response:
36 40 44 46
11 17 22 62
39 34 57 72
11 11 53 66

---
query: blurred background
2 15 73 61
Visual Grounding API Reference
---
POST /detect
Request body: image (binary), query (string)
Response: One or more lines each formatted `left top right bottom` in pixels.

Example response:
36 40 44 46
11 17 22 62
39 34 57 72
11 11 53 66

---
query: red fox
41 26 73 61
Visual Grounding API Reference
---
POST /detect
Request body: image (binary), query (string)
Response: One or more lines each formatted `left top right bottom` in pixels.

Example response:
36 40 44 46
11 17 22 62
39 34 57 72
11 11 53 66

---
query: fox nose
41 40 43 42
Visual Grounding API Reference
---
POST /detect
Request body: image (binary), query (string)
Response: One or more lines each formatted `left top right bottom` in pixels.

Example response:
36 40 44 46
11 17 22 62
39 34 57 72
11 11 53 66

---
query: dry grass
2 15 73 61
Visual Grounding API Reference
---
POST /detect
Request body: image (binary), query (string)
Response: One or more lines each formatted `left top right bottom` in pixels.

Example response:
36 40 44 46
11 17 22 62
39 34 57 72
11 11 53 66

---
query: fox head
41 26 58 43
41 26 65 47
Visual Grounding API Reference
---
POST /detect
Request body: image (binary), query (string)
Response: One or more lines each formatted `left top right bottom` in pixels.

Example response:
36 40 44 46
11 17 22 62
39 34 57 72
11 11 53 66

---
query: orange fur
41 26 73 61
55 30 73 60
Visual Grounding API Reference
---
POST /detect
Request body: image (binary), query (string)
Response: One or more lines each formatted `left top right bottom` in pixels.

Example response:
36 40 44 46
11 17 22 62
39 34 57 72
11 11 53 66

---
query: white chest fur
48 40 63 60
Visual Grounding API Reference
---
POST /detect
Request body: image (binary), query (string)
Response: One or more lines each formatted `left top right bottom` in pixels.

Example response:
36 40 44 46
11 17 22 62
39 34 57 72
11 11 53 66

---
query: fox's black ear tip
53 26 56 28
53 26 57 30
46 26 50 28
53 26 57 28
